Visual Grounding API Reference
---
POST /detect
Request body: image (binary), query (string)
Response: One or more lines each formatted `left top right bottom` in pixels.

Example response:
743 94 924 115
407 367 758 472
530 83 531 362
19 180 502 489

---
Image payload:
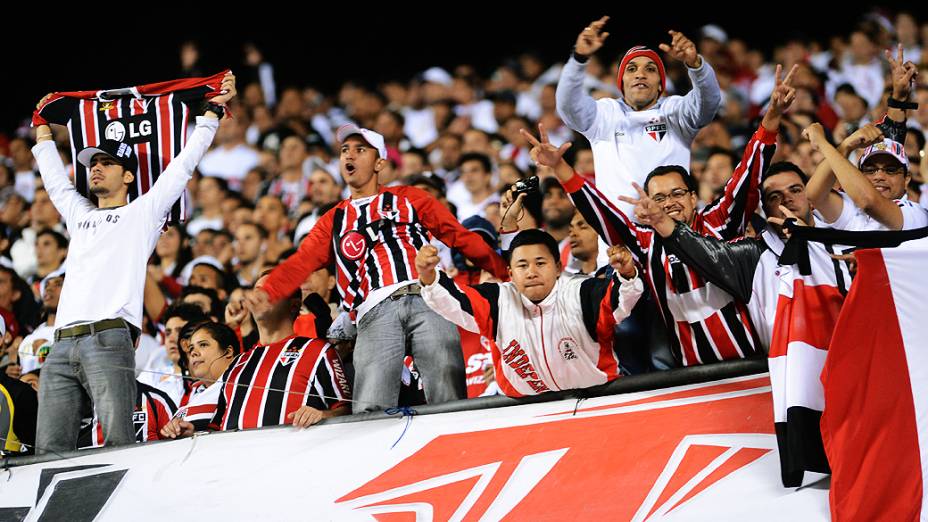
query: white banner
0 373 829 521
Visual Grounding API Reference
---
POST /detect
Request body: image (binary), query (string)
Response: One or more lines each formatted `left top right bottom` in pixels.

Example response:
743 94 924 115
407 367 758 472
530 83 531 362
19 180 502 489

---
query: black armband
888 97 918 110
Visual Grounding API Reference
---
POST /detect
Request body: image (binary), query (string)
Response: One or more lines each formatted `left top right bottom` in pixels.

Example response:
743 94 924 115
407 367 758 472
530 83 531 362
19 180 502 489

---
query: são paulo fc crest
279 347 301 366
557 337 578 361
645 121 667 142
340 231 367 261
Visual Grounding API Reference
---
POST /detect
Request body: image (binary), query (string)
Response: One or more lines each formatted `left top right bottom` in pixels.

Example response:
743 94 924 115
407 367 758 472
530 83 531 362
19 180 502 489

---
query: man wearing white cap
556 16 721 215
805 122 928 231
247 123 509 412
29 73 236 452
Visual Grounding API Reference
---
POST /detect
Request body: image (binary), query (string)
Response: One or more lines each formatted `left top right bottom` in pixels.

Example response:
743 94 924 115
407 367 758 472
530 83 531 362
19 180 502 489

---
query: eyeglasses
861 165 906 175
651 188 692 204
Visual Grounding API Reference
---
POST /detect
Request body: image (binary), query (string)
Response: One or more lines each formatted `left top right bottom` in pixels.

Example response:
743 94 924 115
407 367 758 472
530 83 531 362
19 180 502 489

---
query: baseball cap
858 139 909 171
77 140 138 175
336 124 388 159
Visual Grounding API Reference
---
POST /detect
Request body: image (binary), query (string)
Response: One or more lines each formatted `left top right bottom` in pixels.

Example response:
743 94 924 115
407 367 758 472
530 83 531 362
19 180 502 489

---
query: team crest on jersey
557 337 579 361
99 101 115 112
645 119 667 142
340 231 367 261
279 346 301 366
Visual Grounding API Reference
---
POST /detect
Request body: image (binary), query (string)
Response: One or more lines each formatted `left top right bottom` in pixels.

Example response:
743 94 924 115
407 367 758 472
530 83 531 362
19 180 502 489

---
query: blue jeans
36 324 137 453
353 294 464 413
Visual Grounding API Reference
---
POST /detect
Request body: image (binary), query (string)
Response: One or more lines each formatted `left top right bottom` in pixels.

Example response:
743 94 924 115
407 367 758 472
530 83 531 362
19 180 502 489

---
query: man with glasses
520 65 796 367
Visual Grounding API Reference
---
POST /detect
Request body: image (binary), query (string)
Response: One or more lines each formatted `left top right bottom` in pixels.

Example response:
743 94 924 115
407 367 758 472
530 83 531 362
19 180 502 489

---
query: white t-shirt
32 117 218 330
820 192 928 232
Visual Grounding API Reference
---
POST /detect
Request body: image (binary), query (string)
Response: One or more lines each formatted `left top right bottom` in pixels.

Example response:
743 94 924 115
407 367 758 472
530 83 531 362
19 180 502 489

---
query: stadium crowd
0 10 925 462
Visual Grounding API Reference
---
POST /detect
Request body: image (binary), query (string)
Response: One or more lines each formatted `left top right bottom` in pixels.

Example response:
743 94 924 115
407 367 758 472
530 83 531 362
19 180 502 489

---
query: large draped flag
782 223 928 520
32 70 229 222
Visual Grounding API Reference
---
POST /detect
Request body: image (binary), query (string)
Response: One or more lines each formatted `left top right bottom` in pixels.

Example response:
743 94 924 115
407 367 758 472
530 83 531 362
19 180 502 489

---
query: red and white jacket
421 270 643 397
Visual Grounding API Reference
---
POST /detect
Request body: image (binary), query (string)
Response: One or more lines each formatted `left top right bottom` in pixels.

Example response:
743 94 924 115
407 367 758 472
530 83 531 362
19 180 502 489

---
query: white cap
40 262 66 299
701 24 728 44
336 123 388 159
179 256 226 286
422 66 453 86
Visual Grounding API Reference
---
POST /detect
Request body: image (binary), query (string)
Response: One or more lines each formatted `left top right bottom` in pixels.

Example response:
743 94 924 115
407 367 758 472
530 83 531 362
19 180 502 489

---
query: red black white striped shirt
212 336 351 431
261 186 508 319
564 124 777 366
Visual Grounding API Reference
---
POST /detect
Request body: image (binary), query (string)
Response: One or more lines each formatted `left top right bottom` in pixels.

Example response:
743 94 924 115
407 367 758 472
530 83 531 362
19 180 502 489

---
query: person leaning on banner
415 188 643 397
30 73 236 453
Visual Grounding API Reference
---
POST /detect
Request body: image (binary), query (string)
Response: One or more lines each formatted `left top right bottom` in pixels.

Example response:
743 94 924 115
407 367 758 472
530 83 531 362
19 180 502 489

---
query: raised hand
574 16 610 57
608 245 637 279
767 64 798 119
499 188 526 232
886 43 918 99
802 123 828 151
658 30 700 68
839 124 884 154
520 123 572 169
210 72 237 106
415 245 441 285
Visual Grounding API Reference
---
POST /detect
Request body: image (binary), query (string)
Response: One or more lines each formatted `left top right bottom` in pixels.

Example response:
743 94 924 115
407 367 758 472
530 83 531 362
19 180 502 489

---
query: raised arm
804 123 907 230
805 124 883 223
417 245 500 340
555 16 609 134
32 95 94 225
521 124 648 264
701 64 795 239
660 30 721 135
142 72 236 220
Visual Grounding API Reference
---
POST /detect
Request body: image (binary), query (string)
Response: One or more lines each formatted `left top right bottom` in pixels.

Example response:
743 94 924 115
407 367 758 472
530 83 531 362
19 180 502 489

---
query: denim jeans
36 324 137 454
353 294 464 413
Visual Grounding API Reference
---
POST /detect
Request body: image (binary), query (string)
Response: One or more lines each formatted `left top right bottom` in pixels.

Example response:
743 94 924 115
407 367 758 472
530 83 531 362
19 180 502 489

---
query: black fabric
0 374 37 453
775 407 831 487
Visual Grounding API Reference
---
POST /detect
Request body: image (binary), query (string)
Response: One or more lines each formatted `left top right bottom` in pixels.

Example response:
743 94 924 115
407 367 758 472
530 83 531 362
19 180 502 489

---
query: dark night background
4 6 925 136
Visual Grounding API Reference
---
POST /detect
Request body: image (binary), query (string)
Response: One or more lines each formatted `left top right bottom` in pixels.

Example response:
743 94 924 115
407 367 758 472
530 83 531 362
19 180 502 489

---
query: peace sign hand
767 64 798 118
886 43 918 100
618 182 665 226
574 16 610 57
520 123 573 169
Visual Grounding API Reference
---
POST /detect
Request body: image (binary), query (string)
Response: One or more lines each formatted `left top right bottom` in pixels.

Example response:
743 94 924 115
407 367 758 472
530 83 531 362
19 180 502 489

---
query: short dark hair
192 321 242 357
162 302 208 325
459 152 492 173
238 221 269 239
705 147 738 168
180 285 223 318
508 229 560 265
36 229 69 250
762 161 808 186
202 176 229 194
643 165 698 194
907 128 926 154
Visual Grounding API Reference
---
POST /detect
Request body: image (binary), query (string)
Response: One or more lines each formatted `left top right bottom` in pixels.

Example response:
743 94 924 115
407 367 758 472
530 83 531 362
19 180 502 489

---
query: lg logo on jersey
104 119 153 142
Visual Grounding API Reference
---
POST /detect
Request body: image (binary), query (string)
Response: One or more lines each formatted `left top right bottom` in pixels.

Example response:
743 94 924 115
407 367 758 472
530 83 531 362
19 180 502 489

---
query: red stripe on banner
703 313 740 360
647 444 729 519
667 447 771 514
768 281 843 358
822 249 923 522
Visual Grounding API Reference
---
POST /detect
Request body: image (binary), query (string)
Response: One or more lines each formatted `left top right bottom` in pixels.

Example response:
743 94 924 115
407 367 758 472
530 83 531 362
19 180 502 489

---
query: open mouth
666 207 683 219
345 162 357 176
632 83 649 90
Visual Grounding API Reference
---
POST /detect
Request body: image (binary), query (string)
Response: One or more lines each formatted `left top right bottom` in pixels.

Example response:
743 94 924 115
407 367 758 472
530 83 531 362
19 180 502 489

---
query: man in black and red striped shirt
214 272 351 430
247 124 508 412
522 65 797 367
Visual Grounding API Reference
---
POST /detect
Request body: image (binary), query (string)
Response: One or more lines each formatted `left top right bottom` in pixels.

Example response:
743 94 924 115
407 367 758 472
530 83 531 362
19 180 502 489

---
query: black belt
54 318 140 343
389 283 421 299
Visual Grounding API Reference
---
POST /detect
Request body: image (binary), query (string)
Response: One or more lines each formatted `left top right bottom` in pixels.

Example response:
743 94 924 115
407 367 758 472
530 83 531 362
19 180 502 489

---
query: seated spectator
139 303 207 404
447 153 500 221
79 380 177 448
197 116 260 190
186 176 228 236
0 314 36 454
160 322 242 439
179 286 223 321
233 221 269 286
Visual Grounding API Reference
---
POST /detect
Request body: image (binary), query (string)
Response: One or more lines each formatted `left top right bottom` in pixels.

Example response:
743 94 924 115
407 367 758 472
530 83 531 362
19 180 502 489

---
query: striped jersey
212 336 351 431
82 381 177 447
564 124 777 366
33 70 229 223
175 381 221 431
261 186 508 319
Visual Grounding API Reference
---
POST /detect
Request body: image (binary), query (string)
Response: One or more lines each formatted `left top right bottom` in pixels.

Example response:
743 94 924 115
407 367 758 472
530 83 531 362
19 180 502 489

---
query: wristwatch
203 102 226 119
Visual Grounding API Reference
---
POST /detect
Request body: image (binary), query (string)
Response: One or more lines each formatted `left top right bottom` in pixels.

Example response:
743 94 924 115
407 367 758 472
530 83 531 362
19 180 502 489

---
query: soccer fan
557 17 721 213
246 124 508 412
30 73 235 453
